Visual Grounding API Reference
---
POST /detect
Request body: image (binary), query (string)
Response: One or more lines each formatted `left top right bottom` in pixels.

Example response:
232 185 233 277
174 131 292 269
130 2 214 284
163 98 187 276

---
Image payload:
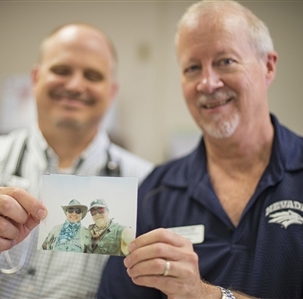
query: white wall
0 1 302 164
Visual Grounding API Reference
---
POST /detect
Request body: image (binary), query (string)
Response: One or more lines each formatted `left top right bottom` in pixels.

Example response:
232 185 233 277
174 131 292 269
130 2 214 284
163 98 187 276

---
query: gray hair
175 0 274 59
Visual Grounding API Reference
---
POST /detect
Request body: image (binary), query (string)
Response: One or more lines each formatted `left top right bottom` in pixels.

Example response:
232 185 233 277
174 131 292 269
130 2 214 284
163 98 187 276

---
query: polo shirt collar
162 114 303 189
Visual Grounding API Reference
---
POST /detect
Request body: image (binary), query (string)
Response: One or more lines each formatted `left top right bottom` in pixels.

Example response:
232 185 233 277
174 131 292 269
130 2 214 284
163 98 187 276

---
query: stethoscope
0 137 121 274
100 146 121 177
13 137 121 178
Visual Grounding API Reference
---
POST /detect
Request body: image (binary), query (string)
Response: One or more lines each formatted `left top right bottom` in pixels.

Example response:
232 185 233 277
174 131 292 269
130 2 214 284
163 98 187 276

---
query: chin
95 219 106 227
202 114 239 139
55 118 84 130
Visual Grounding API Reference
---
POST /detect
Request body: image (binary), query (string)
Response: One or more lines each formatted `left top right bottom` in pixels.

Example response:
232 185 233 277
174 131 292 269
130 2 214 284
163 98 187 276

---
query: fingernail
38 209 47 219
124 255 131 267
128 242 135 252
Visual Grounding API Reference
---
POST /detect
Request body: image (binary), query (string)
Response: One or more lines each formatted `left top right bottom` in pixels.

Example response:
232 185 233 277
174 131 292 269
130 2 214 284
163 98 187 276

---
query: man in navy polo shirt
99 1 303 298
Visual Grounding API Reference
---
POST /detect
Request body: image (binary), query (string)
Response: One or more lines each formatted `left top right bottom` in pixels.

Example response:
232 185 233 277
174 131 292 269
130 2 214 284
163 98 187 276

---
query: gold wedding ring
163 260 170 277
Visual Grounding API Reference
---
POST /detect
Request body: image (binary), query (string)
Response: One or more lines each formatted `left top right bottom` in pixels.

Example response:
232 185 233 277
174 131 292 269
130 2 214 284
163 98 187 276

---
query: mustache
50 90 95 106
197 90 237 106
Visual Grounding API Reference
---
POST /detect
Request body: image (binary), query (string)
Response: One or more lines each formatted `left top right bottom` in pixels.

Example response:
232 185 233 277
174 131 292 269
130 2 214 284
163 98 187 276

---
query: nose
196 67 223 94
64 72 86 93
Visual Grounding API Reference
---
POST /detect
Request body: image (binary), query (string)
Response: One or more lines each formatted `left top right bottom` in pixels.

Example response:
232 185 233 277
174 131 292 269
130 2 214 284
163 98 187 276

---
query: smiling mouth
50 91 95 106
202 98 232 109
56 97 94 107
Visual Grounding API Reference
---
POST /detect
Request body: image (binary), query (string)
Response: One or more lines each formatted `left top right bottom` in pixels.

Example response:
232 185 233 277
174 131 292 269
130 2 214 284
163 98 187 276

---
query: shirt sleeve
98 255 163 299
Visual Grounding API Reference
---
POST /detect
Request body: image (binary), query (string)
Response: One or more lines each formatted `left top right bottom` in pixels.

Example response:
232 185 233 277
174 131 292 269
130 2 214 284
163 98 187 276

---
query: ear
31 64 40 88
110 80 119 102
265 51 278 88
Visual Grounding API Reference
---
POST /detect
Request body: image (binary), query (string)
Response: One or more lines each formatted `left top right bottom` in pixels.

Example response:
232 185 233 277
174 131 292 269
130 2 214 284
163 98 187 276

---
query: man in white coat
0 23 153 298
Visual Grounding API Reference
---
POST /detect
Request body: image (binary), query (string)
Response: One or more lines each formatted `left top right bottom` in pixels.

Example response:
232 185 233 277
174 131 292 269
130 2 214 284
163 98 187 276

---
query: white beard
94 218 108 228
202 112 239 139
196 89 239 139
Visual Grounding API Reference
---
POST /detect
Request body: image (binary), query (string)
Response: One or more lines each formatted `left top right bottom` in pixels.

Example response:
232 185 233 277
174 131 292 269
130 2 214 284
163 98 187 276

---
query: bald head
39 23 117 73
32 22 119 137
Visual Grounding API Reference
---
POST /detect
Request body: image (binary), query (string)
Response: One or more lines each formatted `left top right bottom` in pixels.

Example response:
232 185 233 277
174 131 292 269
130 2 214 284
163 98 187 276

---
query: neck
204 118 274 174
96 220 109 230
39 123 98 168
204 118 274 226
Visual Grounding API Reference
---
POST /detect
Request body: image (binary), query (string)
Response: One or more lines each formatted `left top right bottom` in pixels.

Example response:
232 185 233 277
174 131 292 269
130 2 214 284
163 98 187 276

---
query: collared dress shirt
0 124 153 299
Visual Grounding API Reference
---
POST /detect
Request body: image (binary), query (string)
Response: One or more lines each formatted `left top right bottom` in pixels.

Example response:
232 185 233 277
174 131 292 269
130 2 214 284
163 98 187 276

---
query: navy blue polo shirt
99 114 303 299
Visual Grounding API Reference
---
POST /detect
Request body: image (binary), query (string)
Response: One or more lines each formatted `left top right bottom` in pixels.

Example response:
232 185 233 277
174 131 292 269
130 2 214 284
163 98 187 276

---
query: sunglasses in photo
90 207 106 216
67 207 82 214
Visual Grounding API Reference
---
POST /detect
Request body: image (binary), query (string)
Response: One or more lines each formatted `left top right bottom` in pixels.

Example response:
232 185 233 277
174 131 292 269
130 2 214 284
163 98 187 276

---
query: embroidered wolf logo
268 210 303 228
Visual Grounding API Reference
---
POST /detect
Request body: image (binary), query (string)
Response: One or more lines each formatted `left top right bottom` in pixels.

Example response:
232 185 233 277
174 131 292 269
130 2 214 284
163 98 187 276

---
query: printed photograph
38 174 138 256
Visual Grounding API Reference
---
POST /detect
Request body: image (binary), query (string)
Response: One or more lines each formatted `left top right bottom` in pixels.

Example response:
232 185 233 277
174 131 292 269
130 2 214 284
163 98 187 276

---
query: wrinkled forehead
183 9 246 36
176 11 248 54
